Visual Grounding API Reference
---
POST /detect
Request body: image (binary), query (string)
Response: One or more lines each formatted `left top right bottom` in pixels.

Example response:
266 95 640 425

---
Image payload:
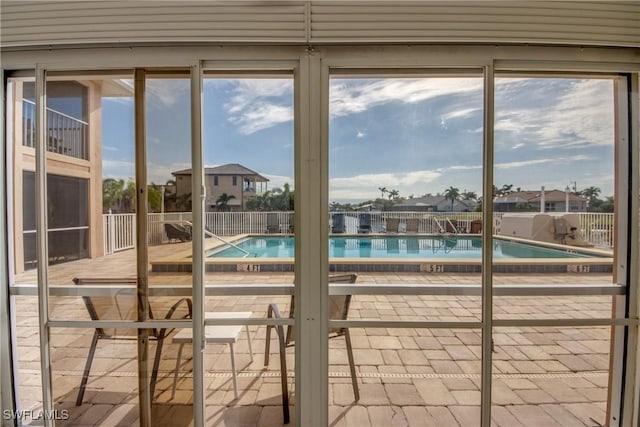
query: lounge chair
264 274 359 424
385 217 400 233
405 218 420 233
164 223 191 242
331 212 346 233
357 213 371 233
73 277 192 406
266 212 280 233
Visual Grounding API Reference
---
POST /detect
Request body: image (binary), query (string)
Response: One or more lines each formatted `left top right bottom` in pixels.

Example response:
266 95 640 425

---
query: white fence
102 211 615 254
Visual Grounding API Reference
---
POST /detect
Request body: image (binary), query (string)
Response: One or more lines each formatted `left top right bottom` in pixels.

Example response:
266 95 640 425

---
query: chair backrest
386 217 400 233
165 223 191 241
285 274 357 344
332 213 346 233
405 218 420 233
358 213 371 232
266 213 280 232
74 277 139 337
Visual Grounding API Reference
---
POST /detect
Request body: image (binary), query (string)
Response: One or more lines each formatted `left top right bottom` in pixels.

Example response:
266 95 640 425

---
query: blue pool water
207 236 599 259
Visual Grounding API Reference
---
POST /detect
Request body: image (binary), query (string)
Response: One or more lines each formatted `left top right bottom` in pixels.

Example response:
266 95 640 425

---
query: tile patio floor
11 244 616 426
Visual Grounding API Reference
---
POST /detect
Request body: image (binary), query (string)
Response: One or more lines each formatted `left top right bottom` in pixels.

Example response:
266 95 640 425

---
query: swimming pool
207 236 600 259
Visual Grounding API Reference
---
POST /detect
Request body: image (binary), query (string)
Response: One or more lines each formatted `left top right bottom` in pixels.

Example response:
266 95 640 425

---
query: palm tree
443 186 460 212
378 186 387 199
102 178 125 213
461 191 478 201
215 193 236 212
388 189 400 200
581 186 601 205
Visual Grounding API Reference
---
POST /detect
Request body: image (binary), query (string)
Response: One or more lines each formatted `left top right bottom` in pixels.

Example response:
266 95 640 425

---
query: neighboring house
9 78 131 273
172 163 269 212
394 195 478 212
493 189 588 212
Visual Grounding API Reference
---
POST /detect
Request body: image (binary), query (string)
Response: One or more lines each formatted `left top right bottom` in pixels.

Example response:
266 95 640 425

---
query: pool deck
12 243 617 426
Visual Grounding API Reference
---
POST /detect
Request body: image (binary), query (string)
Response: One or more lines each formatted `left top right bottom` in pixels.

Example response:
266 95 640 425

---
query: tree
461 191 478 201
580 186 601 205
388 189 400 200
215 193 236 212
378 187 387 199
103 178 125 213
443 186 460 212
147 184 163 213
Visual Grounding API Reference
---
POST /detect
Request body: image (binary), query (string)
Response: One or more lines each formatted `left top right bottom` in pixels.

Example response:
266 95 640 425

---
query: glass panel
202 75 295 423
492 326 610 426
50 328 139 424
492 75 617 426
328 73 484 425
144 75 194 422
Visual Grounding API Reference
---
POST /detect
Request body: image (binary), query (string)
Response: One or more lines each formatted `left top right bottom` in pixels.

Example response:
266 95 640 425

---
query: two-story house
172 163 269 212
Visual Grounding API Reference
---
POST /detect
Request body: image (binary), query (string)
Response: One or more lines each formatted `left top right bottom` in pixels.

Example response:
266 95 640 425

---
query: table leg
230 342 238 399
245 325 254 362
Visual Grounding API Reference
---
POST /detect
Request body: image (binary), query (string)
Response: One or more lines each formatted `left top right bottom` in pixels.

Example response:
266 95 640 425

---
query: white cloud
103 145 119 152
496 79 615 150
263 173 294 191
329 170 441 201
441 107 481 121
213 79 294 135
356 131 366 138
330 78 482 118
146 79 189 107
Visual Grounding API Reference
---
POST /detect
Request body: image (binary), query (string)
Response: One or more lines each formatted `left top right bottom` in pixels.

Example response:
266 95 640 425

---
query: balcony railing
101 211 615 255
22 99 89 160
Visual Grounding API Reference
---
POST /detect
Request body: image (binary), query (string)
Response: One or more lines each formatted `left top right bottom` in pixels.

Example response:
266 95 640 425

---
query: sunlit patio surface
13 243 614 426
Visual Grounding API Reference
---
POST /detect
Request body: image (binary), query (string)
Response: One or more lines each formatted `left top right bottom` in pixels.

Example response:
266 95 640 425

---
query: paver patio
11 244 615 426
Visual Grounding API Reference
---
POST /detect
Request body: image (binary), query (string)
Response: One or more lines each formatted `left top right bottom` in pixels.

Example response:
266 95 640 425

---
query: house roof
172 163 269 182
494 189 587 204
396 195 478 209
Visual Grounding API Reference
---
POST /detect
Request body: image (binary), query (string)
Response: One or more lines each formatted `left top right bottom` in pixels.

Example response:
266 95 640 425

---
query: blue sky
101 76 615 203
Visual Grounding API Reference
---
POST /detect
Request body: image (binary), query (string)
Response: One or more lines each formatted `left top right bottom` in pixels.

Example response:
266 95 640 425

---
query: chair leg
171 343 185 400
344 329 359 402
76 330 100 406
276 324 289 424
150 338 165 401
264 324 272 366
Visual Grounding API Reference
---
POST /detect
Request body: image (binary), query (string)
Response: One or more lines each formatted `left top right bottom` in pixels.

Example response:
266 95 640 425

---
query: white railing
22 99 89 160
578 212 615 249
101 211 614 254
103 213 136 255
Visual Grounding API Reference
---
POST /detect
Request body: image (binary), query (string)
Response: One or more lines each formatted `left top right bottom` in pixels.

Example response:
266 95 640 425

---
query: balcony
22 99 89 160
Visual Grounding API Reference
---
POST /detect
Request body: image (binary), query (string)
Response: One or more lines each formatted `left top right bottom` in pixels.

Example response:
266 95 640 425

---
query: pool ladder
182 221 254 257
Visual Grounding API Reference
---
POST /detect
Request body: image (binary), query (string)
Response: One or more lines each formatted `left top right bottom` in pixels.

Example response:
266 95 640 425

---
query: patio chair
73 277 192 406
385 217 400 233
331 212 346 233
266 213 280 233
405 218 420 233
264 274 359 424
164 223 191 242
357 213 372 233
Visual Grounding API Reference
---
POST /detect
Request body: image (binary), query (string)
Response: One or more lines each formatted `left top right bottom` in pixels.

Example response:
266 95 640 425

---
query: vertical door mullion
621 73 640 427
134 69 152 425
481 63 495 427
295 51 328 425
191 61 206 427
35 65 54 427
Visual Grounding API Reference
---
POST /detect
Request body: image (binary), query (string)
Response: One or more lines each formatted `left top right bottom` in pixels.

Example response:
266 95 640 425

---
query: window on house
214 176 218 186
232 176 237 186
